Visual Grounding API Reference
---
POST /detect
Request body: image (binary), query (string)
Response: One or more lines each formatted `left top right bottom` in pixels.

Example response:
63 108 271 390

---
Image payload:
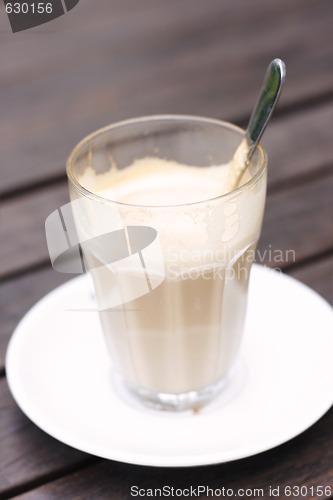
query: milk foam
76 156 266 272
79 157 230 205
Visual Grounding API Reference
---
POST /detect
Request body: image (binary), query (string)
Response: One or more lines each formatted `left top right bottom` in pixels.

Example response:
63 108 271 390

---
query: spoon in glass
226 58 286 191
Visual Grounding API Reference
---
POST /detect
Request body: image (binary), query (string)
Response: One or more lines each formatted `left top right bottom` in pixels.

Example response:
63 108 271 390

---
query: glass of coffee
67 115 267 411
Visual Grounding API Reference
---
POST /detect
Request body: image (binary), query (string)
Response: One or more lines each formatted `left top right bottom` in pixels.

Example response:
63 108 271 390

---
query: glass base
122 377 229 412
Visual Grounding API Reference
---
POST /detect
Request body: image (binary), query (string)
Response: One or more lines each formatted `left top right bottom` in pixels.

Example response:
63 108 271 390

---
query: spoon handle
246 58 286 162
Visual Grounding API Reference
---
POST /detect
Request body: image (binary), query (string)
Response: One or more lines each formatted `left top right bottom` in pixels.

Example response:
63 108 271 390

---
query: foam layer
79 157 230 205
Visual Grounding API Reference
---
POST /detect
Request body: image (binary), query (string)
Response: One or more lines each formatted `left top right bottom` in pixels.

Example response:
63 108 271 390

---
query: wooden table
1 0 332 498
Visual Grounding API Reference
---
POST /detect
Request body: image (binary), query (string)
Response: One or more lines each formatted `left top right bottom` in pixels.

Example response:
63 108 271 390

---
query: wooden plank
1 1 332 193
1 100 332 198
0 185 70 278
1 1 332 496
0 379 97 498
9 408 333 499
258 172 333 268
0 266 71 369
262 104 333 186
0 0 320 85
1 170 332 279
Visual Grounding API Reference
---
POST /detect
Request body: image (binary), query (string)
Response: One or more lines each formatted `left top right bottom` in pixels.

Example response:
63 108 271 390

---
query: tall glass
67 115 267 411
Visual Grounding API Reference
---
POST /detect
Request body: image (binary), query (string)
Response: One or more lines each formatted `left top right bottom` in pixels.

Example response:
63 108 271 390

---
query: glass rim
66 114 268 208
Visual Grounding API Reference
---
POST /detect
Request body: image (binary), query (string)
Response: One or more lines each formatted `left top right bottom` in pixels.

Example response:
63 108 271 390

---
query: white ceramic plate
6 265 333 467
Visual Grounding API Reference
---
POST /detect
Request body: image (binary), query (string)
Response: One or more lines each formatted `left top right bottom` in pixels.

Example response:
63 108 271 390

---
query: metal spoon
226 58 286 190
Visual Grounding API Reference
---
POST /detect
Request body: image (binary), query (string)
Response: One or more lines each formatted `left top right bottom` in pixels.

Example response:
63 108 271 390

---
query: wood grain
0 380 97 498
0 266 71 369
262 104 333 187
258 172 333 266
0 186 70 278
0 0 331 193
1 0 332 496
0 0 323 85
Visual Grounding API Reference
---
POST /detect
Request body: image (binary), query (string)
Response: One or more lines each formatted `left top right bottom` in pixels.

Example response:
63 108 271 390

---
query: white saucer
6 265 333 467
